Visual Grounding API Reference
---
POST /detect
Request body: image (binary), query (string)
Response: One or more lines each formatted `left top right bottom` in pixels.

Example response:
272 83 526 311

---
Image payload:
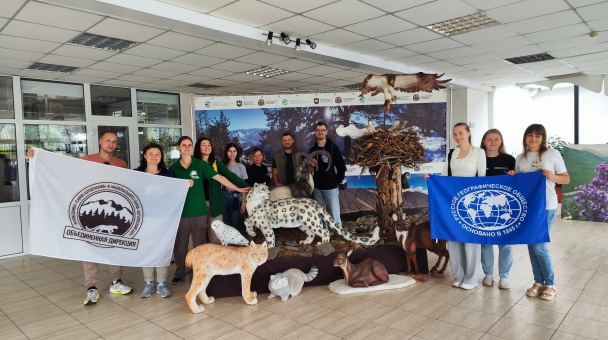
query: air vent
546 72 586 80
68 33 138 52
185 83 221 89
26 62 79 73
245 67 289 78
427 12 499 36
504 53 555 64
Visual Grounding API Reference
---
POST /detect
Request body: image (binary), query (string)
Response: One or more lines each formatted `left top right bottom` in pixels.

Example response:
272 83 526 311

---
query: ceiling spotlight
294 38 301 51
280 32 291 45
266 31 273 45
306 39 317 49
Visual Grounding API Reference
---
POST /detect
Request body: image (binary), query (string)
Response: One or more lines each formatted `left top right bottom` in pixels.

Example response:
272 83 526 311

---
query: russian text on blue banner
428 171 548 245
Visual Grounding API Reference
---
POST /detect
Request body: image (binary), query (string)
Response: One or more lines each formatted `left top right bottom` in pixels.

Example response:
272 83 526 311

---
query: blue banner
428 171 548 245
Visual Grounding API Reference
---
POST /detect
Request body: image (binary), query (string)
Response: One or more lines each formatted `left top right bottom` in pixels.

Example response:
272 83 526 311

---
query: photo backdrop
561 144 608 222
194 91 448 218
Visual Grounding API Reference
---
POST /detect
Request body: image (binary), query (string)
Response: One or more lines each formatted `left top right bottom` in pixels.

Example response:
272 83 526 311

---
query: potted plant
547 135 570 202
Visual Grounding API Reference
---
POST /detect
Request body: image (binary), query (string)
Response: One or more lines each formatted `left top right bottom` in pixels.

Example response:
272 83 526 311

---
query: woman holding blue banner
480 129 516 290
514 124 569 301
426 122 486 290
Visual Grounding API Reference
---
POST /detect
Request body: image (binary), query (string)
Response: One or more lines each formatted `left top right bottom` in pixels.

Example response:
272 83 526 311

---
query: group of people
26 121 347 306
28 120 567 305
425 122 569 301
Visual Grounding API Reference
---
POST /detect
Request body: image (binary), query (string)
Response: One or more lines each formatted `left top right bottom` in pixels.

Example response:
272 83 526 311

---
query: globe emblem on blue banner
456 190 522 231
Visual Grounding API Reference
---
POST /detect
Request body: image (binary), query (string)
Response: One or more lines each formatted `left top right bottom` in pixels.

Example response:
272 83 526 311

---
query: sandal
540 286 556 301
526 283 544 297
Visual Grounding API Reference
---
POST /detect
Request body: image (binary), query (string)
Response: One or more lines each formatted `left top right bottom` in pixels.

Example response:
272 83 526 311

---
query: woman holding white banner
169 136 250 285
513 124 569 301
135 143 175 298
479 129 516 290
424 122 486 290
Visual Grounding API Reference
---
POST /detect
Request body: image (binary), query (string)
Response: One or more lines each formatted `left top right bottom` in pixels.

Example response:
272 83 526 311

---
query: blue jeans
222 191 241 229
481 244 513 279
528 209 557 286
312 188 341 227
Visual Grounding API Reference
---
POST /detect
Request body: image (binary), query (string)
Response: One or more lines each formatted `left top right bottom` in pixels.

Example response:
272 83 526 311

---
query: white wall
579 86 608 144
450 88 490 149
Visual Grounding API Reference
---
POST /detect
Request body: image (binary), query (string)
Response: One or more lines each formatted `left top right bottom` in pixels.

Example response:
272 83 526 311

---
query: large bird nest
350 123 426 173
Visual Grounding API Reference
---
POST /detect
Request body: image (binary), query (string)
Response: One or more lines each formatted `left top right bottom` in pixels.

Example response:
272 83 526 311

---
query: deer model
394 215 449 282
269 150 331 200
333 249 389 288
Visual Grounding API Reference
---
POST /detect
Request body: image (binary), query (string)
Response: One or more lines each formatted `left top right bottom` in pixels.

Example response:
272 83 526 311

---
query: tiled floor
2 213 608 339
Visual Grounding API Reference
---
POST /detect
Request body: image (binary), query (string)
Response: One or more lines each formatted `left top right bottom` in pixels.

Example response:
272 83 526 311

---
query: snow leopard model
245 183 380 248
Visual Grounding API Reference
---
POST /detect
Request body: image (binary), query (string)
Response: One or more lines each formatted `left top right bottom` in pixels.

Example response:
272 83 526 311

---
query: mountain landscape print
79 199 133 235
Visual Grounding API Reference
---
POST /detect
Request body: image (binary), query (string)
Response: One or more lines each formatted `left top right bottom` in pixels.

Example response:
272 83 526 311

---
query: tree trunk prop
351 123 426 233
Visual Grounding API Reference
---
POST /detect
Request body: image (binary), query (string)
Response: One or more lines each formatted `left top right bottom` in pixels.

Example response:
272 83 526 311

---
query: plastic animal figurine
268 266 318 301
211 220 249 246
246 183 380 247
184 240 268 313
333 249 389 288
395 216 449 280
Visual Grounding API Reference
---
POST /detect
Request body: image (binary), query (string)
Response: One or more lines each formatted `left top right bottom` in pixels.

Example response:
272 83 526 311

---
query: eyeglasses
315 129 327 132
104 162 110 165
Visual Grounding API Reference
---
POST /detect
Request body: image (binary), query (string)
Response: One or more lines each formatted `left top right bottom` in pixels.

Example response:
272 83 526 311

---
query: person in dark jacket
309 122 347 227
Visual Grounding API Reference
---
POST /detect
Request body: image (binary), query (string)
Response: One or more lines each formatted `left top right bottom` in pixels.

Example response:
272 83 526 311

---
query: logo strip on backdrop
428 171 548 245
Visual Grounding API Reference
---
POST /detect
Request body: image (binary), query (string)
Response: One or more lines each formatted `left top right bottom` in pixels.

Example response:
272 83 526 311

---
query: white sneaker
498 278 510 290
452 281 462 288
460 283 478 290
482 274 494 287
84 287 99 305
109 279 133 295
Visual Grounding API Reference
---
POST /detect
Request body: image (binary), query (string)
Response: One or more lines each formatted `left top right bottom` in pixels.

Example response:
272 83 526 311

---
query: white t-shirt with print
515 148 567 210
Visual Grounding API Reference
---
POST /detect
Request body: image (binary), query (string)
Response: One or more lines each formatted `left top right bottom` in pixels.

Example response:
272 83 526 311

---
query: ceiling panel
471 36 532 52
169 74 213 83
117 74 160 83
307 28 367 47
61 74 107 84
235 52 291 65
1 20 78 43
0 35 60 53
361 0 432 13
158 0 235 13
73 68 125 79
124 44 188 60
0 58 30 69
171 53 226 67
299 65 346 76
211 61 259 72
270 59 321 71
150 61 202 73
88 18 166 42
377 27 444 46
210 0 294 27
104 54 163 68
0 0 27 18
394 0 477 26
485 0 570 23
16 69 65 79
188 68 234 78
463 0 522 11
392 54 437 65
576 2 608 21
303 1 385 27
524 24 591 43
272 72 315 81
0 49 44 62
588 18 608 31
264 16 335 37
343 15 417 38
445 53 499 65
88 61 142 74
52 45 116 60
366 47 417 60
132 68 180 79
489 45 544 59
339 39 394 53
262 0 335 13
451 25 519 45
426 46 482 60
146 32 215 52
39 54 97 67
549 43 607 58
508 10 582 35
196 43 257 59
15 2 103 31
538 36 597 51
406 38 463 54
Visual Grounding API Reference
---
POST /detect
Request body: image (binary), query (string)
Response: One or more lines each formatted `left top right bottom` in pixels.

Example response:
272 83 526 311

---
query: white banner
28 148 189 267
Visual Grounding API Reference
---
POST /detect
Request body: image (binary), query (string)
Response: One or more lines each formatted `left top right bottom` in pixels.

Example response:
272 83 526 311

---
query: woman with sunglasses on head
479 129 516 290
513 124 569 301
169 136 250 285
194 138 250 244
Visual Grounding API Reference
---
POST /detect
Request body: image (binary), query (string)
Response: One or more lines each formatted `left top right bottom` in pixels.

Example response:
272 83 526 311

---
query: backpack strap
447 149 454 177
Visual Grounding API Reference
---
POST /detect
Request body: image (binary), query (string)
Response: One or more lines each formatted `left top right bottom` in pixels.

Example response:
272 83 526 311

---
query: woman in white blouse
425 122 486 289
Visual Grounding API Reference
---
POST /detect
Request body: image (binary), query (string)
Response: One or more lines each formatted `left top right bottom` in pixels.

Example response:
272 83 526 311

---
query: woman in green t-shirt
169 136 249 285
